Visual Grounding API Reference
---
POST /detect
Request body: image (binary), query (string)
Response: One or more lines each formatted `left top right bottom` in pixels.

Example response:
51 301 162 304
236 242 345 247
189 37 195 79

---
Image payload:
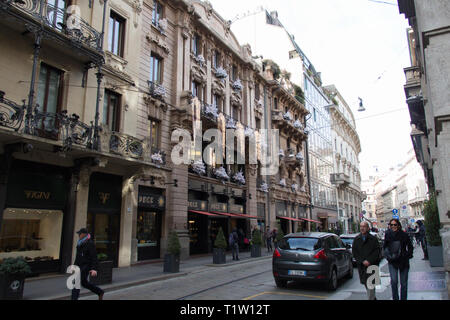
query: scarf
77 234 91 247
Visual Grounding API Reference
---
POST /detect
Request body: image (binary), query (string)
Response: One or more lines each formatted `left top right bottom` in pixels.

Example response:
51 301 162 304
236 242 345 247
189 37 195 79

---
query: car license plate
288 270 306 276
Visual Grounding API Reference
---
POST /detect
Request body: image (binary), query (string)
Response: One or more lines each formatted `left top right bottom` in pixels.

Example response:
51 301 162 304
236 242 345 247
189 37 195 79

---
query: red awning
277 216 302 222
299 218 322 224
211 211 241 217
188 210 220 217
229 212 260 219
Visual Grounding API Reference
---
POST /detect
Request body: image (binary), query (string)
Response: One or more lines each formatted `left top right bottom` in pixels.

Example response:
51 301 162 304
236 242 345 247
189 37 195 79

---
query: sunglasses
390 224 398 227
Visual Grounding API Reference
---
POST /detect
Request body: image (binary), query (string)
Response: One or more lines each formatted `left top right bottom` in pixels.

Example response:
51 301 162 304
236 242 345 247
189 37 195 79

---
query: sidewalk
340 246 448 300
23 249 273 300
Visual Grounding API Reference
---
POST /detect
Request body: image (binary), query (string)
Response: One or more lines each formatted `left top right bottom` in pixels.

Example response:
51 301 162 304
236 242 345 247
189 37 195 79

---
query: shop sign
228 204 244 214
88 173 122 211
188 200 208 211
138 194 165 209
209 202 227 213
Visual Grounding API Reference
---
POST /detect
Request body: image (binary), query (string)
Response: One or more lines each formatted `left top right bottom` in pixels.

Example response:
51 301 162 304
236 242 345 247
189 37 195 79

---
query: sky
207 0 412 179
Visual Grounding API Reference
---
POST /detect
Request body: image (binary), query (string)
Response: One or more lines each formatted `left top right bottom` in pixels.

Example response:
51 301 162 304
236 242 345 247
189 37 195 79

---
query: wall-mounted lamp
165 179 178 187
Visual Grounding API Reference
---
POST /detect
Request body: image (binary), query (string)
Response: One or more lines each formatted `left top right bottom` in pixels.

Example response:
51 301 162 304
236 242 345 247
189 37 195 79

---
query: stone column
165 164 189 260
118 175 135 267
72 166 91 263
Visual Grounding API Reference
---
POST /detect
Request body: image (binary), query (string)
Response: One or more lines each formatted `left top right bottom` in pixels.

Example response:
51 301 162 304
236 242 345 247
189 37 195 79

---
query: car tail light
314 249 327 260
273 248 281 258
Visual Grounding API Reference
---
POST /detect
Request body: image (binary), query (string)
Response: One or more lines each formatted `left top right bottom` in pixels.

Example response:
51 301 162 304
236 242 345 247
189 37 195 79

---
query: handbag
384 240 401 262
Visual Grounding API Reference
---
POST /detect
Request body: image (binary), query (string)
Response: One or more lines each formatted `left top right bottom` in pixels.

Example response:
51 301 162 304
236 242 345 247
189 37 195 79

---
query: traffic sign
392 209 398 214
393 215 399 219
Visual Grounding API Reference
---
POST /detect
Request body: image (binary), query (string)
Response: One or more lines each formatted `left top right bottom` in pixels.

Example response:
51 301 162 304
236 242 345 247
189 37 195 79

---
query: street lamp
357 97 366 112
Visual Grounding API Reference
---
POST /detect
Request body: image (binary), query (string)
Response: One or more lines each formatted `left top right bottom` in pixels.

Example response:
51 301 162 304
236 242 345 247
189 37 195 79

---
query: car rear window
341 238 354 246
278 237 321 251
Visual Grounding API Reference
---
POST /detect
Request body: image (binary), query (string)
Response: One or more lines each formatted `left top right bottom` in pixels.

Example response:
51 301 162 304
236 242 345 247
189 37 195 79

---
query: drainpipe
263 84 271 229
304 115 313 231
93 0 108 150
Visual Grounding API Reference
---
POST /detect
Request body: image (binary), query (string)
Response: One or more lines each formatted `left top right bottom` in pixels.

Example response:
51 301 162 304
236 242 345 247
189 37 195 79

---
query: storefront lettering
24 190 51 200
99 192 110 204
139 195 165 208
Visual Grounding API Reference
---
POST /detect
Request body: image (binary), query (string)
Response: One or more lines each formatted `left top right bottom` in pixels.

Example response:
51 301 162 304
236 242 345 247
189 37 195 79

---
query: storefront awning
299 218 322 224
277 216 302 222
188 210 220 217
211 211 241 218
229 212 260 220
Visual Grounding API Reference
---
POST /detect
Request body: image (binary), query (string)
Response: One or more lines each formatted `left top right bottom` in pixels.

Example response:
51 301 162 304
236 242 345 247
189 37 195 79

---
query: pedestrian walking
71 228 104 300
229 228 240 261
272 229 278 248
416 220 429 260
352 221 381 300
265 227 273 252
383 219 413 300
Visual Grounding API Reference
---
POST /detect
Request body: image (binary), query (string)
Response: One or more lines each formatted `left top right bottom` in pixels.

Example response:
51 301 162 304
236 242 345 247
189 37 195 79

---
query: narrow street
81 256 353 301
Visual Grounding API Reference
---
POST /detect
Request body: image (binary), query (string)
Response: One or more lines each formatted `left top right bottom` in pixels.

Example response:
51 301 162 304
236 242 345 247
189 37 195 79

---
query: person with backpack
265 227 273 252
383 219 413 300
416 220 429 260
229 228 239 261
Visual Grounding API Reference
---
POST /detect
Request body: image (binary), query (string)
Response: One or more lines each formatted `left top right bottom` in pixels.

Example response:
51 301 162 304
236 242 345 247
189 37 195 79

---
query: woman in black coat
383 219 413 300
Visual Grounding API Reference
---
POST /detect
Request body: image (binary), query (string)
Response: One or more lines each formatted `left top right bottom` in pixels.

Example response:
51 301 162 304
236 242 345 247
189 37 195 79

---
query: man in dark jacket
71 228 104 300
352 221 381 300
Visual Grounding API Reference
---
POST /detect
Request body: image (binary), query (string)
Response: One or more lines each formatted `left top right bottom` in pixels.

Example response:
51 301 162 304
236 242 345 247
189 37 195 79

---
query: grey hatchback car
272 232 353 290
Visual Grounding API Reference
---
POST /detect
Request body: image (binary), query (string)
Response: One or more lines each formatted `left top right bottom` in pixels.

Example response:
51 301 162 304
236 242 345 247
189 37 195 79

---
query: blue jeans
388 263 409 300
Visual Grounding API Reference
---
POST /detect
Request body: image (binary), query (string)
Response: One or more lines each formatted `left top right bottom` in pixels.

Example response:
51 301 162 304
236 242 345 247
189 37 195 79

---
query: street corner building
0 0 364 278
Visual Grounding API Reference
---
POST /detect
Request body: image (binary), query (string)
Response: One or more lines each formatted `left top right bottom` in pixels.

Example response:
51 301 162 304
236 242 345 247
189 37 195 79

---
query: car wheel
345 260 353 279
327 268 338 291
274 277 288 288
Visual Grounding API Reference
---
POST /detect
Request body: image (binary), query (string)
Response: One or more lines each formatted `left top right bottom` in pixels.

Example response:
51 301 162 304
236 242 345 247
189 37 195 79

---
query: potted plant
0 257 31 300
213 227 227 264
90 253 113 285
424 193 443 267
164 231 181 273
250 229 262 258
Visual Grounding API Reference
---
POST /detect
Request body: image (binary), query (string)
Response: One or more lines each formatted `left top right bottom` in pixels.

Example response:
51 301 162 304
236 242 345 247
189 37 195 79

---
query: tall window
37 63 64 114
213 50 221 68
152 0 163 27
150 53 162 84
108 11 125 57
213 94 221 112
103 90 121 132
148 118 160 149
47 0 72 30
192 81 200 99
232 105 239 122
192 33 201 56
232 65 238 81
255 83 260 100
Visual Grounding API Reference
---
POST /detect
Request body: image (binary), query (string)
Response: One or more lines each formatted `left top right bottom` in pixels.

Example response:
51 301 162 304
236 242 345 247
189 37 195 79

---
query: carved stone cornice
146 33 170 56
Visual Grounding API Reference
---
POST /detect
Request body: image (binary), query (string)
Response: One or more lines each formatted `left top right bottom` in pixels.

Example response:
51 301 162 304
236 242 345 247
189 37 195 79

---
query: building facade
398 0 450 289
231 9 338 231
324 85 363 234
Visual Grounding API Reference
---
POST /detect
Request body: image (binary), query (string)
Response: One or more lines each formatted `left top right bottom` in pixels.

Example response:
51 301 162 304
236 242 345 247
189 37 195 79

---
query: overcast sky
207 0 412 179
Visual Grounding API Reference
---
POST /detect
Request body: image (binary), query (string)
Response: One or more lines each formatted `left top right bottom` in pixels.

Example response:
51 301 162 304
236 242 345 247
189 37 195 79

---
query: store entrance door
87 212 120 267
137 211 162 260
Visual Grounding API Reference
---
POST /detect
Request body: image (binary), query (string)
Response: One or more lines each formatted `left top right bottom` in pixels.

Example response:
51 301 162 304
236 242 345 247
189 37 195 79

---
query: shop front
0 159 70 275
87 172 122 267
137 186 165 261
275 201 289 235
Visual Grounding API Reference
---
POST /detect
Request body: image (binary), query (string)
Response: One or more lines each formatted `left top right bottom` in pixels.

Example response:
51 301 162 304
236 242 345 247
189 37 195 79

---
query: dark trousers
232 243 239 260
71 267 104 300
388 263 409 300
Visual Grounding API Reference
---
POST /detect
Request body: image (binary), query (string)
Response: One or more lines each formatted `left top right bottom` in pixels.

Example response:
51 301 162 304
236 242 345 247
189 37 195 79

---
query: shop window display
0 208 63 262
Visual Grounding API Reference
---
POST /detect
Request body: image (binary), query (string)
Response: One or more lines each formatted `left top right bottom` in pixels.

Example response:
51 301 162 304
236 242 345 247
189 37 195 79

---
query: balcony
330 173 350 187
1 0 103 59
282 148 304 169
271 110 306 141
0 91 166 167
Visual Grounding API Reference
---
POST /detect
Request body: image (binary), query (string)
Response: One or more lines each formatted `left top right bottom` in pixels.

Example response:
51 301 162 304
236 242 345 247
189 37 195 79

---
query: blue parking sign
392 209 398 214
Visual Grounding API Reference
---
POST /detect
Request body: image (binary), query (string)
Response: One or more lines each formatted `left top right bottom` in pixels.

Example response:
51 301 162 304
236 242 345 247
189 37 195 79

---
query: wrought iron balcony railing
1 0 102 52
0 90 26 131
0 91 166 166
148 81 166 100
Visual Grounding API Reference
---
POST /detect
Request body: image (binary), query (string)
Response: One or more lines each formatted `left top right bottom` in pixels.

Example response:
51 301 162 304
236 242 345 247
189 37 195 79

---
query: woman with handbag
383 219 414 300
